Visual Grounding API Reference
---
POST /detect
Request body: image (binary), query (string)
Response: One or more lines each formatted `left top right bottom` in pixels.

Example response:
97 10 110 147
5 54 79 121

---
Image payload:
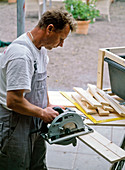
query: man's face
44 24 70 50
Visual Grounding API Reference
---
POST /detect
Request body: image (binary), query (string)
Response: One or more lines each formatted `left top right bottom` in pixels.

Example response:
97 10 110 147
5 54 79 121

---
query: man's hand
42 107 59 123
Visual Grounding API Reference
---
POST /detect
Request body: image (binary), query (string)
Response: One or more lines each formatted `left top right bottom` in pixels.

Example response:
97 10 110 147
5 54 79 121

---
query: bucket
104 56 125 100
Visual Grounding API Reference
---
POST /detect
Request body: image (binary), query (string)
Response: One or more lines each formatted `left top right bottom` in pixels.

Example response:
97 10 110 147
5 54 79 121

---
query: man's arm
7 89 59 123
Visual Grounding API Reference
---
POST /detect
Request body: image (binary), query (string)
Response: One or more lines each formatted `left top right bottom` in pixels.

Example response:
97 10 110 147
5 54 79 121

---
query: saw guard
48 112 85 138
41 111 94 146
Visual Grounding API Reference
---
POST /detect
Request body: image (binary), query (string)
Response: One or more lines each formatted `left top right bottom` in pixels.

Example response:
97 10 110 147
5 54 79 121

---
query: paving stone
46 142 79 153
73 154 111 170
47 150 76 170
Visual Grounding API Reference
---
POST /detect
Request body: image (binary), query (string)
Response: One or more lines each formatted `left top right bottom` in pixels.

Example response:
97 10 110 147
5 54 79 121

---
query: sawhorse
97 47 125 170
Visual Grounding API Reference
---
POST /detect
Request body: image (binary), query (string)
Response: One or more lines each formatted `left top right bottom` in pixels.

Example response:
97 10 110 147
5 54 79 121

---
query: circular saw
41 107 93 146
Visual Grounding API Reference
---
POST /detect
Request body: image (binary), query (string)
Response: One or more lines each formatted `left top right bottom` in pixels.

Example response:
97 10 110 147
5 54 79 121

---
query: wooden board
102 105 114 112
108 46 125 54
97 49 105 89
48 91 75 107
105 50 125 67
97 107 109 116
87 84 110 105
97 88 125 116
86 102 97 109
71 92 97 114
78 130 125 163
73 87 102 107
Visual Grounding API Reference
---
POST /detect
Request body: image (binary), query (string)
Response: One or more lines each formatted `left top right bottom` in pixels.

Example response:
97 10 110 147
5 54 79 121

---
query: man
0 9 76 170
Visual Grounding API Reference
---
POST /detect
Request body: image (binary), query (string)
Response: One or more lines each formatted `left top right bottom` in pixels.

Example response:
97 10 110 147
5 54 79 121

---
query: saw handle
40 107 75 134
40 107 64 133
52 106 64 114
52 107 77 114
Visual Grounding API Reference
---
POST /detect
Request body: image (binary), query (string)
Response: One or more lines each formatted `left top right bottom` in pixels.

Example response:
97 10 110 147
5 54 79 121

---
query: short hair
37 9 76 32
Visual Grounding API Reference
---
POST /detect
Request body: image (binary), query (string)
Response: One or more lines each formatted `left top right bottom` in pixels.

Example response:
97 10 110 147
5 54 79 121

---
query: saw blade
63 122 76 130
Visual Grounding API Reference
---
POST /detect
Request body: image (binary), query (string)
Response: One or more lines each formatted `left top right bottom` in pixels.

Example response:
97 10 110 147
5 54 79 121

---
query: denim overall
0 59 48 170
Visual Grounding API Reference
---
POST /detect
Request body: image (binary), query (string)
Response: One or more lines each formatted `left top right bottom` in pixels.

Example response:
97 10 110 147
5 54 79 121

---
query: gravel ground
0 1 125 91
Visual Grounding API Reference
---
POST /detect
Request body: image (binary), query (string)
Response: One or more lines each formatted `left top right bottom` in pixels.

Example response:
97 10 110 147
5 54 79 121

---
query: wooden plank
97 49 105 89
96 88 125 116
71 93 97 115
81 94 97 109
90 131 125 158
88 84 114 111
112 98 125 113
73 87 102 107
97 107 110 116
106 96 125 117
102 105 114 112
78 130 125 163
88 84 110 105
81 97 86 102
86 102 97 109
105 50 125 67
96 88 111 102
108 46 125 54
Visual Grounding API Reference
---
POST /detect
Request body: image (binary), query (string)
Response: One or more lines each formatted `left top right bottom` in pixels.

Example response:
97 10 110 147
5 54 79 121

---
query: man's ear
46 24 55 34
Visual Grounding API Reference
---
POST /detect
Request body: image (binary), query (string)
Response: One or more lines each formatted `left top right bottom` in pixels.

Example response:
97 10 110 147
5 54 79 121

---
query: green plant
64 0 100 23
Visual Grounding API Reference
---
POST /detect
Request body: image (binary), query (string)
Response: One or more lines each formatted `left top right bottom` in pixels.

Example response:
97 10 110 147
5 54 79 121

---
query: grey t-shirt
0 32 49 107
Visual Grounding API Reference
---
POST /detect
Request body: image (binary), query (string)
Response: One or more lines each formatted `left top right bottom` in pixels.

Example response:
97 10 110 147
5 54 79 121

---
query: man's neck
27 27 45 50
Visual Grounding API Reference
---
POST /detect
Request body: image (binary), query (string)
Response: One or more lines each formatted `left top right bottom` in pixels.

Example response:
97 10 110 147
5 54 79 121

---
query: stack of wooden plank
72 84 125 117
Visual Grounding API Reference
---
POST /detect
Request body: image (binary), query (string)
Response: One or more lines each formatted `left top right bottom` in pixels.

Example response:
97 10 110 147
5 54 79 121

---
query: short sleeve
6 58 33 92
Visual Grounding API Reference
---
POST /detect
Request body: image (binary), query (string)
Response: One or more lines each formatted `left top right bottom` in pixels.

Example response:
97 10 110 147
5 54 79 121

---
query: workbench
48 90 125 169
48 47 125 169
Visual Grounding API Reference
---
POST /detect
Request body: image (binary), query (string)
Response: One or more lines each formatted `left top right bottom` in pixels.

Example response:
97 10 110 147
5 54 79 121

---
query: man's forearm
7 90 59 123
7 92 44 119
